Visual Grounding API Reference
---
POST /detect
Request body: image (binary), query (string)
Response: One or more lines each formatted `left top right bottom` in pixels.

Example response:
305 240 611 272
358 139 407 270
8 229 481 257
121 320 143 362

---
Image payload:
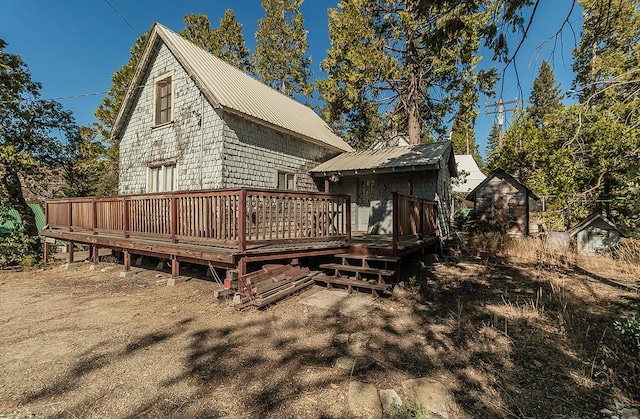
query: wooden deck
41 189 438 278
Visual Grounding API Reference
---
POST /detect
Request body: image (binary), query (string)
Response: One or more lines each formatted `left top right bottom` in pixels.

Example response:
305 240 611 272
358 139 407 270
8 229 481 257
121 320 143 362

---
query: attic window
154 73 173 125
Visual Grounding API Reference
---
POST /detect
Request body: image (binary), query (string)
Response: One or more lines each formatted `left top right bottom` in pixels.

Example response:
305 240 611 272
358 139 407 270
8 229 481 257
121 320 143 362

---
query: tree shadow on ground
17 255 640 418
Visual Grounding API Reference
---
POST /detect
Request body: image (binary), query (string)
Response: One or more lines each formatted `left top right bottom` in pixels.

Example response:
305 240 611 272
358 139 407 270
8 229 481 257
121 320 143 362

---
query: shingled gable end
113 23 352 195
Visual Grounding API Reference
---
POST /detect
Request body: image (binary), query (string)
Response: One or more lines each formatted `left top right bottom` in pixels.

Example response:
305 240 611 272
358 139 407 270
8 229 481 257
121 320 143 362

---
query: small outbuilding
465 168 540 236
568 212 624 255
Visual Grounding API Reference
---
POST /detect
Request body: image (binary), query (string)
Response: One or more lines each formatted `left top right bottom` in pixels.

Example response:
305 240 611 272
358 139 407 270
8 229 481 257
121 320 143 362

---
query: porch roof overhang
311 163 440 178
310 141 455 178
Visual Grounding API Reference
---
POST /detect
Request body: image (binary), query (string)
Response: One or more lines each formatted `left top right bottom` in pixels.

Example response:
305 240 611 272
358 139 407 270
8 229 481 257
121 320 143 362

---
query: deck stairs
316 253 400 297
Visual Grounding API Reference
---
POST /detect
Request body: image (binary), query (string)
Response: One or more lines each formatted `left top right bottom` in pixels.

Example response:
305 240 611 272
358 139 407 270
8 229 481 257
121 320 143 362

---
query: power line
103 0 140 36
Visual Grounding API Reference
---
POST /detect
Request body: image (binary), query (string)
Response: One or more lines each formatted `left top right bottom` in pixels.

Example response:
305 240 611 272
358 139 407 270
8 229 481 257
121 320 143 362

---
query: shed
465 168 540 236
568 213 624 255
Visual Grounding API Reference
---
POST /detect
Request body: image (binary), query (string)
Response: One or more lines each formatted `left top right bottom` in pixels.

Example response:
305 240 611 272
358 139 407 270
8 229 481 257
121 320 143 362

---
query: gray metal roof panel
311 141 452 173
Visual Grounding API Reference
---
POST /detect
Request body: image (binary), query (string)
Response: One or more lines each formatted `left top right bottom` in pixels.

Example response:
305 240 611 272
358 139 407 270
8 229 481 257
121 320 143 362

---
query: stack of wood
235 264 318 309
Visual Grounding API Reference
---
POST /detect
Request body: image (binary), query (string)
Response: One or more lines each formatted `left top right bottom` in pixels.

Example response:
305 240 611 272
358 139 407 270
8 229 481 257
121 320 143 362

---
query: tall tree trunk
406 39 421 144
1 168 39 237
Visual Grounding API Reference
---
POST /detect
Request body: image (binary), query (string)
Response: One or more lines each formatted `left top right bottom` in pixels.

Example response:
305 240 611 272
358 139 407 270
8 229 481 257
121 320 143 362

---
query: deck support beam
44 241 50 264
123 250 131 272
91 245 100 265
171 256 180 278
68 242 74 263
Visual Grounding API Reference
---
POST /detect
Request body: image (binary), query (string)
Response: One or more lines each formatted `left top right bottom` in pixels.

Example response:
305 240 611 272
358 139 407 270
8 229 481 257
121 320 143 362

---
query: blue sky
2 0 582 157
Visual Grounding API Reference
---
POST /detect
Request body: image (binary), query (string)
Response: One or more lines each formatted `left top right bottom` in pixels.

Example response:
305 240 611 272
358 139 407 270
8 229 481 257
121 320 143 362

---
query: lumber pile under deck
235 264 318 309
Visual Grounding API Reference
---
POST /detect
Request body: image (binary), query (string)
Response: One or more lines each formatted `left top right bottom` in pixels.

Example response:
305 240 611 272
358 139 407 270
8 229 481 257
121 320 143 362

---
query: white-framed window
153 72 174 126
148 164 176 193
277 170 295 190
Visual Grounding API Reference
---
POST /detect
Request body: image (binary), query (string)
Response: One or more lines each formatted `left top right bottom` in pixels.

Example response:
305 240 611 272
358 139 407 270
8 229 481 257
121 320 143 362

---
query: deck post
419 200 424 238
238 189 247 253
324 179 330 193
123 250 131 272
43 241 50 264
345 197 351 243
392 192 399 254
68 201 73 232
238 257 247 277
91 245 99 265
171 194 178 244
92 198 98 234
171 256 180 278
123 197 130 238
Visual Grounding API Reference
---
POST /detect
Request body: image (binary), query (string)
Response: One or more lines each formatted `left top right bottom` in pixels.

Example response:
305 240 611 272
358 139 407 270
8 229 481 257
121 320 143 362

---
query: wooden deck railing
392 192 438 252
45 189 351 253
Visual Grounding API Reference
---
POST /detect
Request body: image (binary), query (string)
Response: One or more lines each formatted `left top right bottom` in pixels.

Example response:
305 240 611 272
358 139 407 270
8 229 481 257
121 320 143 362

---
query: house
568 212 624 255
310 141 456 237
465 167 540 236
40 22 450 286
113 23 352 196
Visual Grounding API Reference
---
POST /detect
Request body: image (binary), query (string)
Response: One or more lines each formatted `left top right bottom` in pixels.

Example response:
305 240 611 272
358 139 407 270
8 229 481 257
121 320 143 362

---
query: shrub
0 231 43 267
614 310 640 355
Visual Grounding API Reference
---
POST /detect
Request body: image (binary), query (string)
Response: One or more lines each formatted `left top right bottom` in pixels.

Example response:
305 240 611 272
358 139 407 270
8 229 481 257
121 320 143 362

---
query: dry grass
1 237 639 418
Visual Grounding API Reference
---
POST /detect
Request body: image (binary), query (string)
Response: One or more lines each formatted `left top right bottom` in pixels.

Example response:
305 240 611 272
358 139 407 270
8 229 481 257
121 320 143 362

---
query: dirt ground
1 248 639 418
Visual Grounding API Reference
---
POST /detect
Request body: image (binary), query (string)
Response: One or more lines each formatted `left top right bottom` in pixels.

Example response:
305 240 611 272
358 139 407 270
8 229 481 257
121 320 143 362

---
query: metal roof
310 141 454 175
568 212 625 237
453 154 486 193
465 168 540 201
113 23 352 153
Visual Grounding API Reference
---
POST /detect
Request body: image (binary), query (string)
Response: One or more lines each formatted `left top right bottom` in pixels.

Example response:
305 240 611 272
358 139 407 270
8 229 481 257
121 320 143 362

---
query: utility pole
486 98 518 148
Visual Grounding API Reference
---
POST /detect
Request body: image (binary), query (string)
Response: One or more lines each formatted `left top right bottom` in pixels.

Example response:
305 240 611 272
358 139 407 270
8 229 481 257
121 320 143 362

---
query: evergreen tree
212 10 253 74
485 122 501 164
319 0 496 148
254 0 313 98
528 60 563 127
572 0 640 105
181 11 253 74
181 14 216 52
94 32 149 195
450 82 482 165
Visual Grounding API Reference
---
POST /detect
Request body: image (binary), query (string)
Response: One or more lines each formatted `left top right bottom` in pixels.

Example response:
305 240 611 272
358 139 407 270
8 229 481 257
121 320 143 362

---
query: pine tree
319 0 496 148
254 0 313 98
94 32 149 195
181 14 216 52
485 122 501 164
212 10 253 74
181 11 253 74
528 60 563 127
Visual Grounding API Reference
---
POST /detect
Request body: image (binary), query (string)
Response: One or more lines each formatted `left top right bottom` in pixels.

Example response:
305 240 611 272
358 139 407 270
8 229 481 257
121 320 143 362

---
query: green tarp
0 204 46 234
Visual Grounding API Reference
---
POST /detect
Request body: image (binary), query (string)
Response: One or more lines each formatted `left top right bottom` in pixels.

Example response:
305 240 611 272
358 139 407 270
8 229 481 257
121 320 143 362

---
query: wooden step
334 253 400 263
319 263 395 277
314 273 392 297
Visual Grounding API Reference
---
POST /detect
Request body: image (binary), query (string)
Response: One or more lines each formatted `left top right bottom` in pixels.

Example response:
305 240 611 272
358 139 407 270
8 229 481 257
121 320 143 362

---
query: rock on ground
402 377 455 419
348 381 382 418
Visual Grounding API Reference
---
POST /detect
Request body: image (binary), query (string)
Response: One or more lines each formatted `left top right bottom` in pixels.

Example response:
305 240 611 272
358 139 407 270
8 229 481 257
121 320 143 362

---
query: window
154 74 173 125
277 171 295 190
148 164 176 193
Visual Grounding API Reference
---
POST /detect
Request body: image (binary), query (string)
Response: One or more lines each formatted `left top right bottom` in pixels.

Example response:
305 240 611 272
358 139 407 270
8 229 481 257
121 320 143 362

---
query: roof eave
310 163 440 177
